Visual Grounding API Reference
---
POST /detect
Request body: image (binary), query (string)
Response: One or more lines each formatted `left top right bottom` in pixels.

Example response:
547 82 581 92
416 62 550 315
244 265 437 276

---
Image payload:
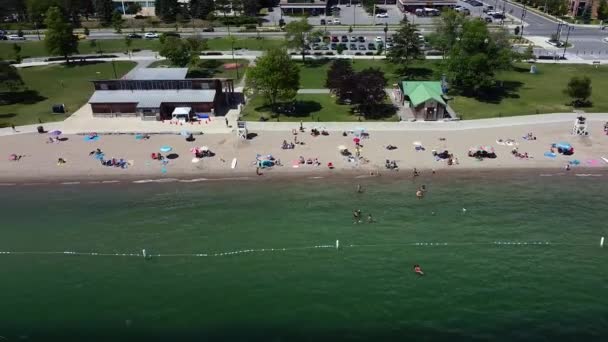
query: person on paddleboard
414 264 424 276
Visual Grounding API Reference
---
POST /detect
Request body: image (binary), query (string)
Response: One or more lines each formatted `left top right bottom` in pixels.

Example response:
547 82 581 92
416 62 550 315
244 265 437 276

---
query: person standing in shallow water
353 209 361 223
413 168 420 177
356 184 363 193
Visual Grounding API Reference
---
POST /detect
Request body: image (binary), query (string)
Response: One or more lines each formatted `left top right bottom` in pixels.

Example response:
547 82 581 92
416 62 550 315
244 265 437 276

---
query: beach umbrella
191 158 200 163
338 145 347 151
160 146 172 153
49 130 62 136
9 154 18 161
412 141 422 146
353 137 360 144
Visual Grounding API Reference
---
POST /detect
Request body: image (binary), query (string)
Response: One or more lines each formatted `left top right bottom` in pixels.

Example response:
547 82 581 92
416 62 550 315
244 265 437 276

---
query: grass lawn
297 59 441 89
451 64 608 119
0 61 136 127
298 60 608 119
241 94 398 122
148 59 249 82
0 37 284 60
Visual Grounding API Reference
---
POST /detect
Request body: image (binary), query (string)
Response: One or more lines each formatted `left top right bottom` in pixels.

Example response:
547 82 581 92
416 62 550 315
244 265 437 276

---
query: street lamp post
520 3 527 38
383 23 388 55
562 25 573 58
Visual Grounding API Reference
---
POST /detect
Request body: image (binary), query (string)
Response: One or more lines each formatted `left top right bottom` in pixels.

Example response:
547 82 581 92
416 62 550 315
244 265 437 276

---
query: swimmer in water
413 168 420 177
420 184 427 192
367 214 374 223
414 264 424 276
356 184 363 193
416 189 424 199
353 209 362 223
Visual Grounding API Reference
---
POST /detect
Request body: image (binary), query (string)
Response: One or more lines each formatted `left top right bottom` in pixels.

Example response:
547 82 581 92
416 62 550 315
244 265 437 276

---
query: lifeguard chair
237 121 248 140
572 116 589 136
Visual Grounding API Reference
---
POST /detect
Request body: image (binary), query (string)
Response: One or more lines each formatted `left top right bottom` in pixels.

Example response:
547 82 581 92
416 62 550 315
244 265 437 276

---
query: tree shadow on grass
358 103 398 120
396 65 439 81
255 100 323 119
459 80 523 104
187 69 216 78
0 113 17 118
0 89 46 105
301 59 331 68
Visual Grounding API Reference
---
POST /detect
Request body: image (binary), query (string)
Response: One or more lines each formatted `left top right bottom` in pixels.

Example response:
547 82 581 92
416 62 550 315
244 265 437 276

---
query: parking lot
263 1 510 27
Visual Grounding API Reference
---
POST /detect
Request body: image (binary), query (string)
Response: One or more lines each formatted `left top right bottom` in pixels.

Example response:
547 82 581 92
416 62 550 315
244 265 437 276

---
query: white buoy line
0 238 602 259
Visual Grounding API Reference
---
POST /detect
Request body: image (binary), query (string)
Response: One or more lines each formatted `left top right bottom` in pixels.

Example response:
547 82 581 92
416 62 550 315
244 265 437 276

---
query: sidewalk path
297 89 331 94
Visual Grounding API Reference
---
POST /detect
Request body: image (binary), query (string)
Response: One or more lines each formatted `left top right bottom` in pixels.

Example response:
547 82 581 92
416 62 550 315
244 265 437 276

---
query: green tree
444 20 512 94
427 9 465 57
231 0 243 15
564 76 592 107
155 0 180 21
190 0 214 19
246 47 300 113
215 0 230 17
112 11 124 33
84 27 90 36
0 61 25 104
598 0 608 20
159 36 206 67
12 43 22 64
351 68 387 119
285 18 313 62
387 17 423 71
44 6 78 62
325 59 354 102
124 36 132 54
93 0 114 25
581 5 592 23
126 2 141 14
241 0 259 16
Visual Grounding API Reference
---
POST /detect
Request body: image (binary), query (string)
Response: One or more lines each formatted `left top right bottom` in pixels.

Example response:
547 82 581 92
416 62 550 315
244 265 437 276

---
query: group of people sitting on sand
310 128 329 137
385 145 397 150
511 148 529 159
385 159 398 170
282 140 296 150
523 132 537 140
298 156 321 166
89 148 130 168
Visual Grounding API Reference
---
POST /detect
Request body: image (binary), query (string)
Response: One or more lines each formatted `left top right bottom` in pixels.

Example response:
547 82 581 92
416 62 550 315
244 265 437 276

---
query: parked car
374 36 383 43
162 32 180 38
349 43 357 50
331 36 339 42
368 43 376 50
331 43 338 50
350 36 357 42
358 36 365 42
386 37 393 43
320 19 326 25
483 5 494 13
0 35 6 40
358 45 366 50
492 12 505 19
484 16 493 23
7 34 25 40
202 27 215 32
144 32 159 39
127 33 142 38
338 43 347 50
469 0 483 6
376 13 388 18
385 43 393 49
311 36 321 43
332 18 341 24
74 33 87 40
341 35 348 42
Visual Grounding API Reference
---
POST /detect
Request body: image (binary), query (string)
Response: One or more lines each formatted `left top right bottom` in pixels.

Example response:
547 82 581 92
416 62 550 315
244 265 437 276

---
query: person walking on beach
225 118 229 127
11 124 16 132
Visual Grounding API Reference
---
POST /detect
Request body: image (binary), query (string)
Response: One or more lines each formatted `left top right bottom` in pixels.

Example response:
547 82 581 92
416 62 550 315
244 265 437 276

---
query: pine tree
190 0 215 19
93 0 114 25
44 6 78 61
598 0 608 21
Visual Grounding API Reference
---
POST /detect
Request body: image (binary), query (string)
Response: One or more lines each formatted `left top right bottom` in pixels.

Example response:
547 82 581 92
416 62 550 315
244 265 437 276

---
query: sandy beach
0 120 607 184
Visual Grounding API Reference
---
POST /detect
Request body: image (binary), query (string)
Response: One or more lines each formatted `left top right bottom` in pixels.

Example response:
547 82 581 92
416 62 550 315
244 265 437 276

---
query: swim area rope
0 240 601 259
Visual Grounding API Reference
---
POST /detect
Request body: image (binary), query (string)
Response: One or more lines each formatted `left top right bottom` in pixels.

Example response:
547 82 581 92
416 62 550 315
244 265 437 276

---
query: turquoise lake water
0 174 607 341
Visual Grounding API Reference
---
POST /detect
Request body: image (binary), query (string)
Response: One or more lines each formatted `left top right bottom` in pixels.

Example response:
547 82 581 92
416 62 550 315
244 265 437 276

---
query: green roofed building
398 81 450 121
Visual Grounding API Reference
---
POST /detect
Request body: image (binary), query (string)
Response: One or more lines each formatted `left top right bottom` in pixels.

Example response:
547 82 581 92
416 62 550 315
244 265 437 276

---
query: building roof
123 68 189 80
88 90 216 108
402 81 446 107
